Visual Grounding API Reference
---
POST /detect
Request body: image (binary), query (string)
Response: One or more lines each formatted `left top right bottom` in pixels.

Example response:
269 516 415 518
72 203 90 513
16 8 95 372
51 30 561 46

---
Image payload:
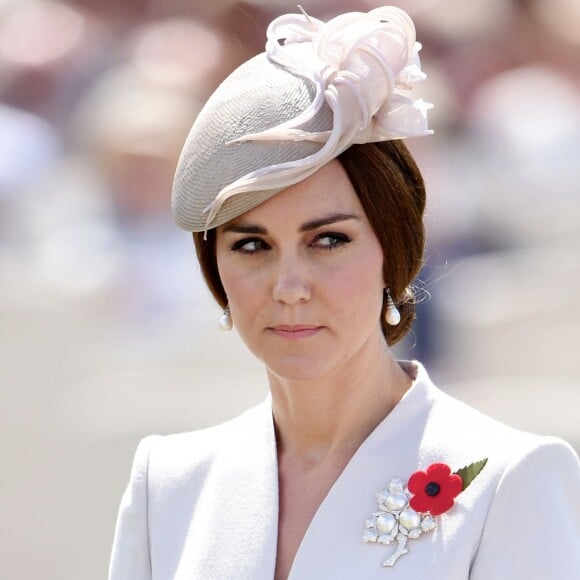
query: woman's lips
269 325 323 339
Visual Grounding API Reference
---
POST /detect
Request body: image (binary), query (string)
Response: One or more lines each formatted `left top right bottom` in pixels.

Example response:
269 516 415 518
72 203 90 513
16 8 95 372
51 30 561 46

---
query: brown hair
193 139 426 346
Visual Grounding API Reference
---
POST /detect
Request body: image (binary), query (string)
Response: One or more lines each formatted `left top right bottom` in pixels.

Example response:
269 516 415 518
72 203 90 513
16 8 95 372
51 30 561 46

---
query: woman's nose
272 256 311 305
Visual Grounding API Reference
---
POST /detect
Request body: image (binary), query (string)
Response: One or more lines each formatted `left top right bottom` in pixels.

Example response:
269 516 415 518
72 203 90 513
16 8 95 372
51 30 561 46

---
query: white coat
109 362 580 579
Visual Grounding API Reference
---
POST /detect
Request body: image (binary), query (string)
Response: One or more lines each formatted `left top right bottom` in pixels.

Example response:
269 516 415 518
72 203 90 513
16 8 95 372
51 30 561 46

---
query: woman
109 6 580 579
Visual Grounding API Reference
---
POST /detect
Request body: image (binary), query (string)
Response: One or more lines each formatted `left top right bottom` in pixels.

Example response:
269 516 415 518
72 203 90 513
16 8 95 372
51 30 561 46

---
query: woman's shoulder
410 362 579 483
129 398 272 484
432 390 580 578
395 364 580 577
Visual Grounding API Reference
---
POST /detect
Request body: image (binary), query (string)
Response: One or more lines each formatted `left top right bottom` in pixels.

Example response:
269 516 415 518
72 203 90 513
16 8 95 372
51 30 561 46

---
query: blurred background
0 0 578 577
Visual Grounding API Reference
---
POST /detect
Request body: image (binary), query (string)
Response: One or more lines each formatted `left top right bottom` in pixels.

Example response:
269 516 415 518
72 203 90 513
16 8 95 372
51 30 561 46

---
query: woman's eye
312 232 351 250
231 238 269 254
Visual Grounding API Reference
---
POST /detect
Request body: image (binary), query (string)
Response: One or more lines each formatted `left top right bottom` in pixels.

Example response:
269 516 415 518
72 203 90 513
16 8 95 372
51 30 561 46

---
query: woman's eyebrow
221 212 359 235
221 223 268 235
299 212 359 232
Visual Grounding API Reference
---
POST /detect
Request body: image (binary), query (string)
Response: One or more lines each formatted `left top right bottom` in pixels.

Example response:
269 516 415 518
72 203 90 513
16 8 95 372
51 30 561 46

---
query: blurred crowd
1 0 579 334
1 1 579 578
1 0 579 352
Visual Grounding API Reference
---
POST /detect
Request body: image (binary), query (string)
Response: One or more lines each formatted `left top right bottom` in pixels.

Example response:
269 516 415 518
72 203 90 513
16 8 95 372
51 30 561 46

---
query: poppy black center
425 482 440 496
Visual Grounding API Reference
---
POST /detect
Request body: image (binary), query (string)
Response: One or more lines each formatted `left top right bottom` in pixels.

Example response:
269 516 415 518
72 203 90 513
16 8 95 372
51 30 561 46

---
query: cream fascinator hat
172 6 432 233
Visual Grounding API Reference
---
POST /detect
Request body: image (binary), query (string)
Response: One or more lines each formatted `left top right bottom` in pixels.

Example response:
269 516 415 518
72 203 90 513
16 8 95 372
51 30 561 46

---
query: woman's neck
268 335 412 469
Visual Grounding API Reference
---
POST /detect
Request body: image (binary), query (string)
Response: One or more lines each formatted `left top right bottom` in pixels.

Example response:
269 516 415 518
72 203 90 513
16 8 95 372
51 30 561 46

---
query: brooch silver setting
363 477 436 567
363 459 487 568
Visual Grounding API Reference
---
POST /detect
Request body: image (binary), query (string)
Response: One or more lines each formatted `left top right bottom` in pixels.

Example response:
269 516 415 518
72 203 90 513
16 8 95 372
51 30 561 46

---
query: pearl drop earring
219 305 233 332
385 289 401 326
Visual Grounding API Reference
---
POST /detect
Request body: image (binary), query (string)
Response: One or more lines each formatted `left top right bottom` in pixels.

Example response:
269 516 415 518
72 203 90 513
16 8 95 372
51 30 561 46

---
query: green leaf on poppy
454 458 488 491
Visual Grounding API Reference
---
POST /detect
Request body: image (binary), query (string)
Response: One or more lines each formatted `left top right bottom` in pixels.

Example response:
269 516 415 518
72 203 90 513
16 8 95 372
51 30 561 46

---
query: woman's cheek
324 252 381 296
225 267 267 306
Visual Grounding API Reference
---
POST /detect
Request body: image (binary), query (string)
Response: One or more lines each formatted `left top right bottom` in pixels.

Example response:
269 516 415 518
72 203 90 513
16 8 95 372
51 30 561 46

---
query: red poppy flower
408 463 463 516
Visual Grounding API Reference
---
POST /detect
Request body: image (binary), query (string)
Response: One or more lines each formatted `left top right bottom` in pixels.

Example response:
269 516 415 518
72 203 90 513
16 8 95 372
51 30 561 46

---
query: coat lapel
288 364 439 578
171 398 279 579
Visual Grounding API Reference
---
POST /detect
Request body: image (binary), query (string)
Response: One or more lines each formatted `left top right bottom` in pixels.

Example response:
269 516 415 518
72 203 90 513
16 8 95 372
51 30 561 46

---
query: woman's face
215 159 386 382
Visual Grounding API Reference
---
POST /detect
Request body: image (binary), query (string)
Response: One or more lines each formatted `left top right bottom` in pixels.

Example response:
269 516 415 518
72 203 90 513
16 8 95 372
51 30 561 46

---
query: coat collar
287 361 439 578
189 361 438 579
165 397 279 579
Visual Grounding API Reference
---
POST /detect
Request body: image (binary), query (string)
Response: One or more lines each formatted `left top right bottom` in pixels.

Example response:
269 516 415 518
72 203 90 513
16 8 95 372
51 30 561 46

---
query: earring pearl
219 305 233 332
385 290 401 326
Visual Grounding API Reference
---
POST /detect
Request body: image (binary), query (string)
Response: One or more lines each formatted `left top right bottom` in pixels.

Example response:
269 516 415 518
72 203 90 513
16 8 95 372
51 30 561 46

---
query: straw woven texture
172 52 333 231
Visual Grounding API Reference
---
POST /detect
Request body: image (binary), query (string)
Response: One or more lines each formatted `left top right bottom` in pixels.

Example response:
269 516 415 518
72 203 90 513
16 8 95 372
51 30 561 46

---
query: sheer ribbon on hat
203 6 432 229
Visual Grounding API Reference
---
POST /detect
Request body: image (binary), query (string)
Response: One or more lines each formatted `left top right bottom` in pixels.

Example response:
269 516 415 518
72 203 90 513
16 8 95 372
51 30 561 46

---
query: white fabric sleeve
108 435 161 580
470 437 580 578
